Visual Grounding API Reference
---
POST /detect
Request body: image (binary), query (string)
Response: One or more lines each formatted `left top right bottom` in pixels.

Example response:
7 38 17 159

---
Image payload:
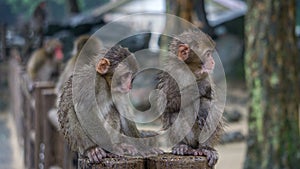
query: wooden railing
8 58 74 169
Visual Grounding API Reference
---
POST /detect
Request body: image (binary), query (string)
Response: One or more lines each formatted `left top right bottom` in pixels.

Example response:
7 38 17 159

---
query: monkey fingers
149 147 164 155
172 144 192 155
191 147 218 167
141 147 164 157
85 146 107 164
113 143 139 156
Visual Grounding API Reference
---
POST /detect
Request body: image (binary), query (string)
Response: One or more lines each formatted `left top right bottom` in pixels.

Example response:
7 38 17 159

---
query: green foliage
5 0 41 18
4 0 110 20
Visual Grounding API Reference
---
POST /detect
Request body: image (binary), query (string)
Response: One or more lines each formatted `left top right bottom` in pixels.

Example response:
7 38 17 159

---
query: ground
0 112 24 169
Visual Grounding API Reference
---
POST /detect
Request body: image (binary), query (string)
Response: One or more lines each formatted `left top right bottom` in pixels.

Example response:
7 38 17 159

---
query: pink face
119 72 132 93
54 46 64 61
201 50 215 74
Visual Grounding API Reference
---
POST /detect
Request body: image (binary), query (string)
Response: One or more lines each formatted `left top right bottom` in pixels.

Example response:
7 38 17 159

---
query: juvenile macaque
27 38 63 81
157 30 224 166
58 45 161 164
56 35 102 95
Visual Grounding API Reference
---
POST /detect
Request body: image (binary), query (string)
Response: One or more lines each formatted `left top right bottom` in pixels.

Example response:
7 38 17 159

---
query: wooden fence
8 58 74 169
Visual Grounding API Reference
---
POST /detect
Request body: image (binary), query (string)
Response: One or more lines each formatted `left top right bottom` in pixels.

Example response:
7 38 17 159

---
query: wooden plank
33 82 55 169
78 154 211 169
78 156 145 169
41 88 57 168
147 154 211 169
23 93 35 169
42 88 76 169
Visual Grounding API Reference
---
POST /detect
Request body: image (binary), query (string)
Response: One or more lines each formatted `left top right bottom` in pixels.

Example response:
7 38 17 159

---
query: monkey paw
141 147 164 157
113 143 138 156
191 146 218 166
85 146 107 164
172 144 191 155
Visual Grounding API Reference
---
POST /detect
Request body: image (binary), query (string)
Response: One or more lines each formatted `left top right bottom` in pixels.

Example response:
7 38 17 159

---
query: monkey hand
113 143 139 156
139 147 164 157
172 144 218 166
85 146 107 164
190 146 218 167
172 143 192 155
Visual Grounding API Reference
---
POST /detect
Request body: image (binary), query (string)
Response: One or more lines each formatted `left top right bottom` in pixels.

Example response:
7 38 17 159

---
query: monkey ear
178 44 190 61
96 58 110 74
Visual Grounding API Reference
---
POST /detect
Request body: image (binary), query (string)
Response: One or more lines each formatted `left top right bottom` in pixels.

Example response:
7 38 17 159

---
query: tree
244 0 300 169
165 0 212 32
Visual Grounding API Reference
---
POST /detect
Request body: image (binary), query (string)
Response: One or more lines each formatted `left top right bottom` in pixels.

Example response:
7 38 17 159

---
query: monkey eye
205 50 212 58
121 72 131 79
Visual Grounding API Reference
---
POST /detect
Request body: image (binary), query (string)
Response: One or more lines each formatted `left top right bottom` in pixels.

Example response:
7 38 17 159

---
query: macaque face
177 43 215 77
200 49 215 74
96 55 138 93
44 39 64 60
111 63 134 93
54 45 64 61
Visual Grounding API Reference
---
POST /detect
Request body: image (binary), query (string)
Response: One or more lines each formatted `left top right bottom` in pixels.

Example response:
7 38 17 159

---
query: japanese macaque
56 35 102 95
31 1 47 47
27 38 63 81
157 30 224 166
58 45 162 164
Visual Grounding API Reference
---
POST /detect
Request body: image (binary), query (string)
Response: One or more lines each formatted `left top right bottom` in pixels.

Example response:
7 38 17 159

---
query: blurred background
0 0 299 169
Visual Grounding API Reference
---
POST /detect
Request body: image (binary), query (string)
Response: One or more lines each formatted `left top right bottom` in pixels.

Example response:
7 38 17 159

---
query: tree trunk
161 0 194 60
244 0 300 169
193 0 214 37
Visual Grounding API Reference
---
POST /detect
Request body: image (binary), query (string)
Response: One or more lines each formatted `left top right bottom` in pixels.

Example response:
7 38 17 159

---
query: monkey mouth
202 64 214 74
195 67 213 76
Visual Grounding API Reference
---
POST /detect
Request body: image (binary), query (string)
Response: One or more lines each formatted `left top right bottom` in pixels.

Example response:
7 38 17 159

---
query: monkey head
170 30 216 78
44 38 64 61
96 46 138 93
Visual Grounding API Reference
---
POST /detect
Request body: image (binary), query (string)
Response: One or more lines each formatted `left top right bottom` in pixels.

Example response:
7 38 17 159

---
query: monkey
47 35 102 134
156 30 224 167
55 35 103 95
31 1 47 48
27 38 63 82
58 45 162 164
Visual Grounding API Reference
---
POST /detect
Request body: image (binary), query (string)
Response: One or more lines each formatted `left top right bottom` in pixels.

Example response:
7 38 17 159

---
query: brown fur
157 30 224 166
56 35 103 94
57 46 141 159
27 39 62 81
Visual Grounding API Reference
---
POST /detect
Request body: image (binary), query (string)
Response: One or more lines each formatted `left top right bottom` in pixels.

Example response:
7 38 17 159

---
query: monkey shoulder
58 75 96 153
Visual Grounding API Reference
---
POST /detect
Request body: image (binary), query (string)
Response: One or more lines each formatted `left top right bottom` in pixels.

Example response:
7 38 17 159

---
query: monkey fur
27 38 63 81
157 30 224 166
56 35 103 95
58 45 162 164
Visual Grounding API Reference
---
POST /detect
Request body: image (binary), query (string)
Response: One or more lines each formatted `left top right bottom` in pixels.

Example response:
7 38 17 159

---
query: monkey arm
120 117 141 138
56 56 76 94
57 76 96 154
27 50 46 80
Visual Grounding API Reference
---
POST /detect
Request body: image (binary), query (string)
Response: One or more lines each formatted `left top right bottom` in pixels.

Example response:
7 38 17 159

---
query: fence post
33 81 55 169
